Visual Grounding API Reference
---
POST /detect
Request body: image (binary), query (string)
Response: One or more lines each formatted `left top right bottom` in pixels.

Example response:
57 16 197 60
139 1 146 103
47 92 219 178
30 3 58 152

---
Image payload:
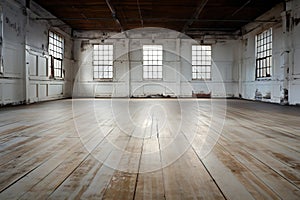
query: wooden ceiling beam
181 0 209 33
105 0 124 32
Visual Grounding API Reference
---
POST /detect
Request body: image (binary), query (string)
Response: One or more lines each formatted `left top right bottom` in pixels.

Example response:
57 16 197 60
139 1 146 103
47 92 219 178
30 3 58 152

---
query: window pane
143 45 163 79
256 28 272 79
158 66 162 72
192 45 212 80
197 73 202 79
158 71 162 78
48 31 64 78
93 44 114 79
192 73 196 79
206 73 210 79
94 72 99 79
99 71 104 78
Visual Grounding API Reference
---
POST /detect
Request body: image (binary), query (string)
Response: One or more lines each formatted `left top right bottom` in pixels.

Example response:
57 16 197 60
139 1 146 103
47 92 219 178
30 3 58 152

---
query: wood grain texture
0 99 299 199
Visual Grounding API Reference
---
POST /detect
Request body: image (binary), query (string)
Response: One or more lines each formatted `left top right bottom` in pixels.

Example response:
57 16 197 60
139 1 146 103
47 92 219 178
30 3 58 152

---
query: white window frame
255 28 272 79
143 45 163 80
93 44 114 80
192 45 212 80
48 31 64 78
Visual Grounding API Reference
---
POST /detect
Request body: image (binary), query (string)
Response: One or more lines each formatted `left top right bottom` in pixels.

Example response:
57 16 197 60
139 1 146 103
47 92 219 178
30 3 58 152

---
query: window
256 28 272 78
143 45 163 79
93 44 113 79
192 45 211 80
48 31 64 78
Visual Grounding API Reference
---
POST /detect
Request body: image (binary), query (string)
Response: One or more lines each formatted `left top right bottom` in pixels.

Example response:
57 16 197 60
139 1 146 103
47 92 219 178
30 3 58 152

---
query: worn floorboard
0 99 299 199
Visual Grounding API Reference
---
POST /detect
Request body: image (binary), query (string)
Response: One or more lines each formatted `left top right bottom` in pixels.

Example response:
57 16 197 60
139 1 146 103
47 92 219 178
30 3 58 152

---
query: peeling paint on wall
5 17 21 36
80 40 90 52
0 0 73 106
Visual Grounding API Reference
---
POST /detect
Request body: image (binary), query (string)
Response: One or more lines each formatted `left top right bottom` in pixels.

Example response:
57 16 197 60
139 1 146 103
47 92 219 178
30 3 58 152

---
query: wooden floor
0 99 299 199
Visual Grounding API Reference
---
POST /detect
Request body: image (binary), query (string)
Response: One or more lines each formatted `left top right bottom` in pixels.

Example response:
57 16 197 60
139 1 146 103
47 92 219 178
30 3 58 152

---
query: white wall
0 0 74 105
234 0 300 105
1 0 300 105
289 0 300 105
0 0 26 105
181 39 237 98
73 29 235 98
233 4 284 103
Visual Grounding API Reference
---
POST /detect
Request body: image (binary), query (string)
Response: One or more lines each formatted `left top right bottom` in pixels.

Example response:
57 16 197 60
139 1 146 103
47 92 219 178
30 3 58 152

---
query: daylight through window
143 45 163 79
256 28 272 78
93 44 113 79
192 45 211 80
48 31 64 78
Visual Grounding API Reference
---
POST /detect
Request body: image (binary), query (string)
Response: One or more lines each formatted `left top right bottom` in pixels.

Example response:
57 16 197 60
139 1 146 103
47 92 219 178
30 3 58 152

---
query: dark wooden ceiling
33 0 283 36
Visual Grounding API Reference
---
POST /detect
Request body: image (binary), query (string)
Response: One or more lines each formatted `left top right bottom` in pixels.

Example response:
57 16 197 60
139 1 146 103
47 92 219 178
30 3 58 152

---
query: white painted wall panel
28 53 37 76
144 84 165 95
131 84 144 96
29 84 38 100
94 84 113 97
3 45 22 76
0 84 2 101
39 84 47 98
293 49 300 75
113 82 129 97
2 81 24 104
48 84 63 96
290 82 300 105
38 56 47 77
0 0 73 105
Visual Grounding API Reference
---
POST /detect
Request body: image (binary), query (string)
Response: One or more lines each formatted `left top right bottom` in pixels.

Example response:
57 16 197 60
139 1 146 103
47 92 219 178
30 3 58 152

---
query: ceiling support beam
231 0 251 17
137 0 144 27
26 0 30 9
186 31 240 36
181 0 208 33
34 17 278 24
186 31 241 40
105 0 124 32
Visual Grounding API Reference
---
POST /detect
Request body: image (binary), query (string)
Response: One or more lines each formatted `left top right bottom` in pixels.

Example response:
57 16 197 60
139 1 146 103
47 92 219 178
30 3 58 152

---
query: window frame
255 28 272 79
192 45 212 80
142 45 163 80
48 31 64 79
93 44 114 81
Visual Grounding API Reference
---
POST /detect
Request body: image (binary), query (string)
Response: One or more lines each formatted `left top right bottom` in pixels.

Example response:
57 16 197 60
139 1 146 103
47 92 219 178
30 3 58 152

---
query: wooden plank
0 99 299 199
213 143 281 199
220 129 300 188
218 140 300 199
0 137 74 192
0 139 85 199
102 112 147 199
158 117 225 200
47 130 120 199
134 125 165 199
19 126 115 199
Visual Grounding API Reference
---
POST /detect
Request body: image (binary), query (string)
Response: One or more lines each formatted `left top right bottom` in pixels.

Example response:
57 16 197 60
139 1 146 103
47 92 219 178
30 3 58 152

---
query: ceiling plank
181 0 209 33
33 0 283 35
105 0 124 31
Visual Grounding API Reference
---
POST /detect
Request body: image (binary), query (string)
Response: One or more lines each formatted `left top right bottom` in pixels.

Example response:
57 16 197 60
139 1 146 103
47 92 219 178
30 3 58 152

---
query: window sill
192 79 211 81
49 77 64 81
256 77 272 81
93 78 113 82
143 78 163 81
